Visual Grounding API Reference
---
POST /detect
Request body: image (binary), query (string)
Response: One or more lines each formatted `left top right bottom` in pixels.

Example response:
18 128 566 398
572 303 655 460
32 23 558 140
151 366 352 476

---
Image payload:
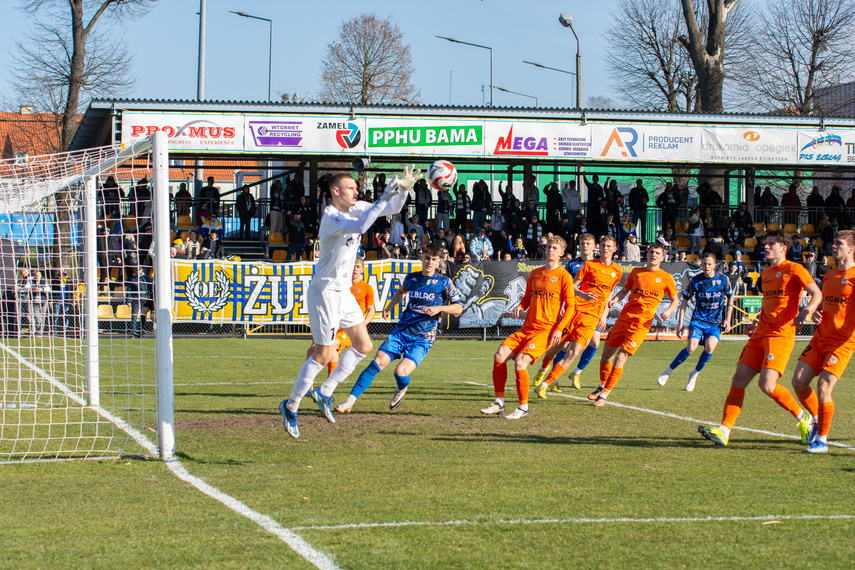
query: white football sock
287 357 325 412
321 348 366 397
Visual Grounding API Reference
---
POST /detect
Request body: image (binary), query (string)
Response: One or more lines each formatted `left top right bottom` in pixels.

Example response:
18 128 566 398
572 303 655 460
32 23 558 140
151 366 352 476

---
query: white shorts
307 285 364 346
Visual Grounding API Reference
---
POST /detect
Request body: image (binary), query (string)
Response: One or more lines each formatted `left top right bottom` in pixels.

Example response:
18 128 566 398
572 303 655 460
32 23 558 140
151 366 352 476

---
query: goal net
0 133 174 463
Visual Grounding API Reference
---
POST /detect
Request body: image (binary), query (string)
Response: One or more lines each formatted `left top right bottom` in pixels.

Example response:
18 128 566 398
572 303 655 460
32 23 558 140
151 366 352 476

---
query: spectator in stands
825 186 845 219
807 236 821 257
471 180 492 233
702 232 726 261
184 231 202 260
436 187 453 233
584 174 604 224
604 213 619 242
847 188 855 217
96 223 109 287
806 186 824 229
390 244 404 260
520 199 538 226
802 250 817 276
452 234 467 263
753 238 767 271
676 251 687 262
376 229 393 258
49 266 72 334
817 254 832 281
497 181 514 214
195 203 211 228
782 184 802 225
203 229 221 259
624 233 641 262
562 180 582 225
724 219 743 253
603 178 620 219
534 235 549 259
522 214 545 258
414 178 432 230
389 213 405 247
372 173 386 197
833 203 852 228
593 197 610 238
726 261 746 295
405 214 425 245
127 267 153 337
575 217 590 240
100 175 124 219
511 237 526 260
438 248 450 275
269 179 286 234
470 227 494 260
656 182 681 230
662 226 678 260
523 175 540 204
731 202 755 237
201 215 222 240
614 193 628 224
491 228 511 259
490 205 505 233
544 182 564 231
628 179 650 242
433 228 452 252
200 176 220 216
787 234 804 262
556 215 574 244
123 233 139 282
26 269 51 336
236 184 256 239
174 182 192 218
698 182 723 209
759 186 778 225
454 184 470 235
171 238 185 258
687 207 704 256
823 218 840 254
619 213 636 248
402 229 421 260
701 206 718 238
285 211 306 262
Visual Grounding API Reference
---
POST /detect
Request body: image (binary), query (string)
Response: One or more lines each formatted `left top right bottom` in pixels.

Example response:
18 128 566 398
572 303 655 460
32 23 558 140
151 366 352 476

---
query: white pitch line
0 341 339 570
290 513 855 532
464 381 855 451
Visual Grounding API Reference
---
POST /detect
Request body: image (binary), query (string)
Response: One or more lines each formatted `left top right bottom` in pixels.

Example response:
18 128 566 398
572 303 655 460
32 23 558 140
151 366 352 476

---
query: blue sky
0 0 615 110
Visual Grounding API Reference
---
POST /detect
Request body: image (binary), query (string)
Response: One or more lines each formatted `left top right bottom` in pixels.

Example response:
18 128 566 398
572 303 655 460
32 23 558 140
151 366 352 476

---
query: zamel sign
365 118 484 156
121 113 244 152
700 127 798 163
593 124 701 162
797 131 854 165
485 121 592 158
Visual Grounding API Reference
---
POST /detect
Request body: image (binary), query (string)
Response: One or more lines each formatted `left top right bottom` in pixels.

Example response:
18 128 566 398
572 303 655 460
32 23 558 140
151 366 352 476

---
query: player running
590 243 678 407
535 235 622 399
789 231 855 453
532 233 597 392
657 252 734 391
480 236 575 419
333 243 462 413
698 230 822 447
279 167 420 438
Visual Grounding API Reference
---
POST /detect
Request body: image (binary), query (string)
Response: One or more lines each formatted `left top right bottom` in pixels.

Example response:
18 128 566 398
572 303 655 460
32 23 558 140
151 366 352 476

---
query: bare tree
318 13 420 105
605 0 698 112
586 96 616 110
11 0 156 151
736 0 855 115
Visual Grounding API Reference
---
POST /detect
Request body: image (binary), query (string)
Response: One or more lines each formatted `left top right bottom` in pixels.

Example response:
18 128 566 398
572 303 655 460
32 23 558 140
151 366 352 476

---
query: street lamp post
230 11 273 101
494 86 537 107
523 60 576 103
558 14 582 109
436 36 493 107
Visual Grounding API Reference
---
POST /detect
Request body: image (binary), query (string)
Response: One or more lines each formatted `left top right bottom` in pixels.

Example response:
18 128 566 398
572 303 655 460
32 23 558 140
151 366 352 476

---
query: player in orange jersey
307 257 374 379
590 242 678 407
790 230 855 453
480 236 575 419
698 229 822 447
535 235 623 399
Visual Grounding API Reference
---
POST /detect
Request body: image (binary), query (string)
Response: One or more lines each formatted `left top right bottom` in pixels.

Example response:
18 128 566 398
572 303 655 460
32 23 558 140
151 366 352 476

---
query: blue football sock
350 360 382 399
576 345 597 372
669 348 691 371
695 350 713 372
394 373 411 391
552 350 567 365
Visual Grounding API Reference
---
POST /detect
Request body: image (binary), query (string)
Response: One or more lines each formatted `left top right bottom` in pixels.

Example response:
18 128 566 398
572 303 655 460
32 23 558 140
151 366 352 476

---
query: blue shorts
688 321 721 342
378 328 433 367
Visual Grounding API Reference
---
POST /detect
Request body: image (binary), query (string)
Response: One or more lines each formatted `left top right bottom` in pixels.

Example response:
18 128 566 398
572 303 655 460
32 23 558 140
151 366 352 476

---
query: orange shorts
564 312 599 346
798 337 855 379
605 318 649 356
737 334 795 377
503 328 552 360
335 329 351 351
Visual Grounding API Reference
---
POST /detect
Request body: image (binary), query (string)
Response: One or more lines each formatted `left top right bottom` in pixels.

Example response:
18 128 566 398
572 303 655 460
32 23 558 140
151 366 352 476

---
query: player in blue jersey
657 253 734 391
333 243 463 413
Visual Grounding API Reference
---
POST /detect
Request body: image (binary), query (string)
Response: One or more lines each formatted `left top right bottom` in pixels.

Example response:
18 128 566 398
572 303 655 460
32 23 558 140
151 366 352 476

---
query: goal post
0 133 174 463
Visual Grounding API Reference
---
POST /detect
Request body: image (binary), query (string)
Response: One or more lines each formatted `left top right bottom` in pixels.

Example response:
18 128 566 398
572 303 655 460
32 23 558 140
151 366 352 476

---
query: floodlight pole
231 11 274 101
495 86 538 107
436 36 494 107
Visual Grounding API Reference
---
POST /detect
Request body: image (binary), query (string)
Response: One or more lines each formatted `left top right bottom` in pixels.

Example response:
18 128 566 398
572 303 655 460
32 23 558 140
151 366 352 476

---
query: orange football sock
797 388 819 418
721 386 745 430
544 363 566 387
769 384 803 418
599 361 613 386
540 354 554 370
516 369 530 406
327 362 338 376
492 360 507 399
603 367 624 394
818 401 835 436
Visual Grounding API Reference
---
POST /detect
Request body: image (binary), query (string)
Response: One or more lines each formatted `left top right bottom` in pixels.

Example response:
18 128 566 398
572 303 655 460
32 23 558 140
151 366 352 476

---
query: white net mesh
0 143 163 462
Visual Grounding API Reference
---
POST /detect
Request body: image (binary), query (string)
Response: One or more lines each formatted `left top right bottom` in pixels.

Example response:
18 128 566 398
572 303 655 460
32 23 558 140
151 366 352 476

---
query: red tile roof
0 111 64 158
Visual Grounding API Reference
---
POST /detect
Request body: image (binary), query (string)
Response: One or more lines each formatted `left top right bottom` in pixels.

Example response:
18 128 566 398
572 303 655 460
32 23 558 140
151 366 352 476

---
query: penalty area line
289 513 855 532
463 381 855 451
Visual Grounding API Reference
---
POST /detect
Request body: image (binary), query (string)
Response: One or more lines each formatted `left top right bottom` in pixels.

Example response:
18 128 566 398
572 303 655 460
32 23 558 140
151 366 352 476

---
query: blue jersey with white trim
395 272 462 341
684 271 732 326
565 257 585 278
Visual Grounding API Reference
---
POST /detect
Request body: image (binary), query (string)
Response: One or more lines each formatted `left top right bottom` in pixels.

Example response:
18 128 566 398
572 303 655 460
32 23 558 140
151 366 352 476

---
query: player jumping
698 230 822 447
657 252 734 391
480 236 575 419
789 230 855 453
279 167 420 438
590 243 678 406
334 243 462 413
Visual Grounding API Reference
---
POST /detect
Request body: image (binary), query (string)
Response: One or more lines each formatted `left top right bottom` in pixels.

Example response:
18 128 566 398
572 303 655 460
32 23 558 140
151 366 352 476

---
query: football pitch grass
3 337 855 568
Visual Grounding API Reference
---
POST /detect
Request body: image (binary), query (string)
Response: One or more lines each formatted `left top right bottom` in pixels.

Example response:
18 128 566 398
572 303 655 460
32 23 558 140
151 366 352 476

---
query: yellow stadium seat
180 231 190 240
767 222 781 231
176 215 193 228
676 236 690 249
365 250 378 260
272 250 288 261
268 231 285 244
744 237 758 249
97 305 114 319
115 304 133 319
801 224 816 235
752 223 765 235
783 223 798 235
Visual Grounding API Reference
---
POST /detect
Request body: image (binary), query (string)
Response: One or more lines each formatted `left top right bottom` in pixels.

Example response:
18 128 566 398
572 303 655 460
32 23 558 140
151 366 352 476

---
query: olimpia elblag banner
173 259 700 328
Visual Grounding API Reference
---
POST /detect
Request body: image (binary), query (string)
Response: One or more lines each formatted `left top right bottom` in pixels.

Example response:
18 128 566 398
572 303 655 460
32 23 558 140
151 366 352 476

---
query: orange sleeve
624 268 638 292
555 271 576 332
665 274 677 298
519 270 534 311
365 283 375 313
792 263 814 290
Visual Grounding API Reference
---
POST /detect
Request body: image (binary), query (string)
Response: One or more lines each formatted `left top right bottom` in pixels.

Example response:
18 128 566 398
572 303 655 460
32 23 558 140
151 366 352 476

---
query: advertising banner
593 124 702 162
797 130 855 165
700 127 799 164
243 116 366 154
364 117 485 156
120 112 245 152
484 121 592 159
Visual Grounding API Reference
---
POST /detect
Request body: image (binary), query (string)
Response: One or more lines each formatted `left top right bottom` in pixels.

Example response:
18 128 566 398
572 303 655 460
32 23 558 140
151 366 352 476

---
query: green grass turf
3 337 855 568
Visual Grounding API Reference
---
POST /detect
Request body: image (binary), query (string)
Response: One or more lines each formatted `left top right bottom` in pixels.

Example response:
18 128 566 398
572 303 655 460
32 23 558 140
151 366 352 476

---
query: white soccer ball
427 160 458 192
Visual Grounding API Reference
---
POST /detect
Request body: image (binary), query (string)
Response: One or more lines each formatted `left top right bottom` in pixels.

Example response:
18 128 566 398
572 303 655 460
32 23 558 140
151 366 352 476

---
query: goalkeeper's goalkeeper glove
397 165 422 192
380 176 402 202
